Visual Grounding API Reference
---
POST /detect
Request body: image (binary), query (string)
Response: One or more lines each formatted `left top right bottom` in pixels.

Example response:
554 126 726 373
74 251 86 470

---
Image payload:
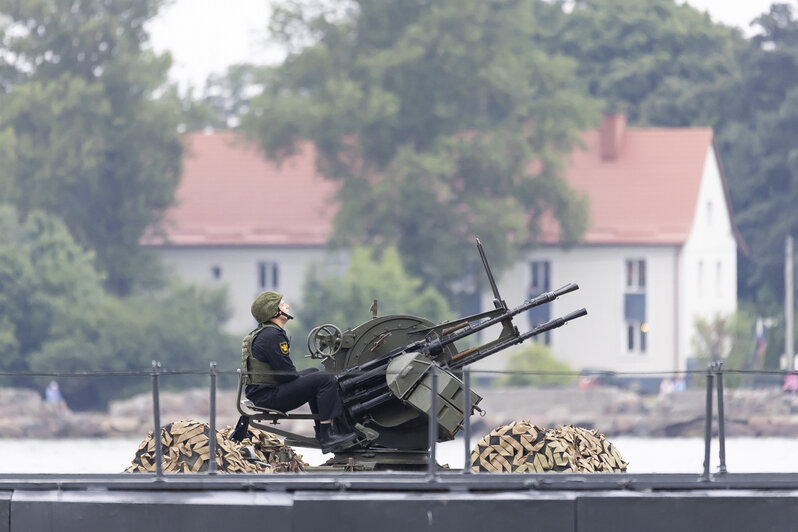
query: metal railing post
701 365 714 481
428 370 438 478
208 361 218 475
463 368 472 474
151 361 163 479
715 361 727 474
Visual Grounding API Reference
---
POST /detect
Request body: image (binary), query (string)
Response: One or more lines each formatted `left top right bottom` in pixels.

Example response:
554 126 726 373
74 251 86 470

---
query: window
706 201 713 226
624 259 647 354
257 261 279 290
625 259 645 291
626 321 648 354
211 266 222 280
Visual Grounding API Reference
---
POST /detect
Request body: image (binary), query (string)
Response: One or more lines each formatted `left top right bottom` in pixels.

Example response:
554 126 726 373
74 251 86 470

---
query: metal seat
236 369 320 423
240 398 288 418
235 369 321 448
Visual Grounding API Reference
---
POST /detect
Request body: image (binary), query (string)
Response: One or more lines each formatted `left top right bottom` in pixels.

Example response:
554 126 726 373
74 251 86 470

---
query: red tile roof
146 130 338 246
148 123 739 248
540 124 718 245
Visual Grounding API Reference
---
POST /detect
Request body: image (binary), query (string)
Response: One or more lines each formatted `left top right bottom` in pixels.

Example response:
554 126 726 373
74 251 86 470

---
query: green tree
0 205 107 372
181 64 268 131
242 0 598 305
294 246 451 336
0 0 183 294
0 204 235 409
691 310 757 387
538 0 746 125
713 4 798 306
29 281 235 410
496 343 576 387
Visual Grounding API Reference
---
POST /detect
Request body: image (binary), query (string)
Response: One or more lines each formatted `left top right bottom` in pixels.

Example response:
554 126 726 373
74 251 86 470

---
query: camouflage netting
470 421 628 473
125 420 308 473
547 424 628 473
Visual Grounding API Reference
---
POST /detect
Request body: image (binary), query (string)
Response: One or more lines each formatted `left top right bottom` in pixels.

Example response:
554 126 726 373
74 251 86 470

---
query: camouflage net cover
470 421 628 473
125 420 308 473
547 424 628 473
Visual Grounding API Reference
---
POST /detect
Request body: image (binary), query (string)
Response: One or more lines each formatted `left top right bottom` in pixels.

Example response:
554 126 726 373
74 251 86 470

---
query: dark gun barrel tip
565 308 588 321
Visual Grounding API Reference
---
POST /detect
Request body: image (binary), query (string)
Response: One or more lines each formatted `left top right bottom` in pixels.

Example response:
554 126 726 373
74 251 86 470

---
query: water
0 437 796 474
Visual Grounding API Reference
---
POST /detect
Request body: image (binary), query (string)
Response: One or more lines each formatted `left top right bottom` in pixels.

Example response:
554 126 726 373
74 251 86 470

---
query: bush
496 343 576 388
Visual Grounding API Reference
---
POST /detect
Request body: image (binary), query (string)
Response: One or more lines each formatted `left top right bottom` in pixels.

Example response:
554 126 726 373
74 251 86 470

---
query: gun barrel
348 391 393 418
338 365 388 393
342 383 389 406
447 308 587 369
442 283 579 347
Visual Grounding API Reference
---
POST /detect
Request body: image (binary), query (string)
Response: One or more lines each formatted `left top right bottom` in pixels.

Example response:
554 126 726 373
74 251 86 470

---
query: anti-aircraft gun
237 238 586 469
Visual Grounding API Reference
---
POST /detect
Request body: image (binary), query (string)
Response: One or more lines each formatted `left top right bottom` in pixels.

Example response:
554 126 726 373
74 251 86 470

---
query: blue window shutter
624 293 646 321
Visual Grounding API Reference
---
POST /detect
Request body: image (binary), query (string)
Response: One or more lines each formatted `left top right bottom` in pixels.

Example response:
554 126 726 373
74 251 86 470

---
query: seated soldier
242 290 357 453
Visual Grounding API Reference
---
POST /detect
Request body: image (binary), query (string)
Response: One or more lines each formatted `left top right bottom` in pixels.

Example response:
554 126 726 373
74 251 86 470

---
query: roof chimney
600 113 626 161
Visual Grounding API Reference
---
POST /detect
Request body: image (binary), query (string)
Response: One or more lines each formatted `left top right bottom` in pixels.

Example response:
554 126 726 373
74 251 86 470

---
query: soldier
242 290 357 453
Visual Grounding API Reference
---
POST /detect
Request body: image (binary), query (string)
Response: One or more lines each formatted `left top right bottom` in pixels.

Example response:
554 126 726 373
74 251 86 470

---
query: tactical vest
241 322 284 385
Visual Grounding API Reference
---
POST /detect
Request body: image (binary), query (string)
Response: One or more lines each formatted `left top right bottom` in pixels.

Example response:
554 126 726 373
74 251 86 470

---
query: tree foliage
294 246 451 335
180 64 268 131
715 4 798 306
537 0 745 125
496 343 576 387
691 310 758 386
0 205 235 409
242 0 598 304
0 0 183 294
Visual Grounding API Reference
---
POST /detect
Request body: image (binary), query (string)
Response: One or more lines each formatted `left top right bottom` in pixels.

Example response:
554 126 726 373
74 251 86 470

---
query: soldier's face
278 300 291 314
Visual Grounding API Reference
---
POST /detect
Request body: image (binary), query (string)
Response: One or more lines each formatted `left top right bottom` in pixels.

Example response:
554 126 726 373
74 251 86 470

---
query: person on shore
241 290 357 453
44 380 66 412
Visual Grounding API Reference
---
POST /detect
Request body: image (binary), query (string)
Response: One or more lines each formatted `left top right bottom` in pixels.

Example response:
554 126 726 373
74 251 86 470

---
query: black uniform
244 325 343 422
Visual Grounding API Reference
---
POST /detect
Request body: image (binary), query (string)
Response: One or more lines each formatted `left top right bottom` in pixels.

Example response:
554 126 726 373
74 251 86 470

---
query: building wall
472 245 679 375
155 246 335 335
678 147 738 368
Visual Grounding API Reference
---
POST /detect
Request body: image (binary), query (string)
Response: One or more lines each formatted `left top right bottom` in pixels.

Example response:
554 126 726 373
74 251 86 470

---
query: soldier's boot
318 423 358 454
229 415 250 442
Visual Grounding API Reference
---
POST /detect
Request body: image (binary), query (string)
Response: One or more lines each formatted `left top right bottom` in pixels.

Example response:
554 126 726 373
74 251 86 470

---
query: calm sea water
0 437 796 474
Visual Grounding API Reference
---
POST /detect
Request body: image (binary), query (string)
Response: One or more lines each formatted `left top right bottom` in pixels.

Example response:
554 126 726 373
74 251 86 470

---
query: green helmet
251 291 283 323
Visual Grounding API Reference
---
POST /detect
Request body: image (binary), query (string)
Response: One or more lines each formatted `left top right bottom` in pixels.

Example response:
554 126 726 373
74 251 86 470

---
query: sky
148 0 787 91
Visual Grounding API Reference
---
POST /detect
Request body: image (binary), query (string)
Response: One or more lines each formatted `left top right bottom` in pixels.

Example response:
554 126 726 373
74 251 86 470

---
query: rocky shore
2 386 797 439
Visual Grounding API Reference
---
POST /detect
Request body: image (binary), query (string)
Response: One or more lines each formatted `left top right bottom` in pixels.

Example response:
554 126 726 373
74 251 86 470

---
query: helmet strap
274 310 294 321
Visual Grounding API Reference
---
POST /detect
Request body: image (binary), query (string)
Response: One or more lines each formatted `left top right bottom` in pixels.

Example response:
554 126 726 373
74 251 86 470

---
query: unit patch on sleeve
280 342 289 355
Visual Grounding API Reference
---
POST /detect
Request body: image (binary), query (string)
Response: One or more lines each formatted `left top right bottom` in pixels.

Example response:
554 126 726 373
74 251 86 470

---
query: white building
490 115 744 374
146 116 744 373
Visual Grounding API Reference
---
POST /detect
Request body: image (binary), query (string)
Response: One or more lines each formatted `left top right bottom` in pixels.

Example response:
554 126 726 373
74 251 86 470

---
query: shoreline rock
2 386 798 439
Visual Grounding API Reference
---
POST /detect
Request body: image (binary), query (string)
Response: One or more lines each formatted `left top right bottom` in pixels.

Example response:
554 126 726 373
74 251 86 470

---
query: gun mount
238 238 586 469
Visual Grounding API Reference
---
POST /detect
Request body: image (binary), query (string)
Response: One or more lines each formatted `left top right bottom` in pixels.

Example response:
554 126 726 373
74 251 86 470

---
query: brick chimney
600 113 626 161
